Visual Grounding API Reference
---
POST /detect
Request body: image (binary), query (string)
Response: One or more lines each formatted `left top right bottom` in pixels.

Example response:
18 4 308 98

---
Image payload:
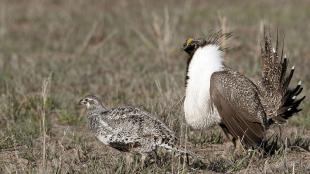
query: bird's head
183 38 207 55
79 95 103 110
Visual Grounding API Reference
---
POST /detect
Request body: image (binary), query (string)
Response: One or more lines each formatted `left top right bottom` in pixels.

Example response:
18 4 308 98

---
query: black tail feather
283 67 295 90
273 85 305 124
280 58 288 82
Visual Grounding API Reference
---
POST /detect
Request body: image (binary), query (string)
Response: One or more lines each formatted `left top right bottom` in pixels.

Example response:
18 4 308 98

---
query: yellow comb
186 38 193 46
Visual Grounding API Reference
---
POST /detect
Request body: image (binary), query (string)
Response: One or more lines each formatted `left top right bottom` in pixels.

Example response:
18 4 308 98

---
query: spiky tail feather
269 80 305 124
260 30 305 125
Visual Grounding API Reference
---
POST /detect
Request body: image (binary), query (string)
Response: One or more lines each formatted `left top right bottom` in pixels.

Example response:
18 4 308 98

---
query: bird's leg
278 125 283 139
219 123 236 155
232 137 237 147
232 137 245 157
125 153 134 169
219 123 233 143
185 152 190 166
153 150 160 164
140 153 147 168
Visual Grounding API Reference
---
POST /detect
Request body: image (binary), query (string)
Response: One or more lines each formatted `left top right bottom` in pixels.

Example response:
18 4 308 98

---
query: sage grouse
182 32 305 148
79 95 182 159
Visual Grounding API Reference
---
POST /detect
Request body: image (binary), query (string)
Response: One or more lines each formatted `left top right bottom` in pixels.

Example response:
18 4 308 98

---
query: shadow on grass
261 134 310 155
206 135 310 173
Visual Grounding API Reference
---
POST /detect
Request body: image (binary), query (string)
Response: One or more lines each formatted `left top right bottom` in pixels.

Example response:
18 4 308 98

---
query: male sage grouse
182 32 305 149
79 95 191 162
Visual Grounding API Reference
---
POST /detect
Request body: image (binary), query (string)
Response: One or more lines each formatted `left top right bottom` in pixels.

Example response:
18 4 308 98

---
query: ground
0 0 309 173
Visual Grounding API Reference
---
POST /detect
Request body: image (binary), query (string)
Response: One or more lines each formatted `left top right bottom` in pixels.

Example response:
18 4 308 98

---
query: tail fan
258 30 305 125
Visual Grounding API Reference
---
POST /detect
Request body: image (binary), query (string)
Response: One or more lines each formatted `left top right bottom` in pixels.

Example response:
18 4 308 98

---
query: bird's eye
85 98 88 102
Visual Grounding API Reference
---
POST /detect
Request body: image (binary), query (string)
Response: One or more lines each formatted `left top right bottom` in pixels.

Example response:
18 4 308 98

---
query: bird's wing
97 109 142 152
210 70 266 147
102 106 176 144
107 136 142 152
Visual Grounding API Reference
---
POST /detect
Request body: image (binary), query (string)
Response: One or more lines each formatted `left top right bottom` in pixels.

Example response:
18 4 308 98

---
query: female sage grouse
182 31 305 149
79 95 189 161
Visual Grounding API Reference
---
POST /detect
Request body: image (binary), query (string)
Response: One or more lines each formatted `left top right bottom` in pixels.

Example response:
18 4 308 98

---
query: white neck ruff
184 45 224 129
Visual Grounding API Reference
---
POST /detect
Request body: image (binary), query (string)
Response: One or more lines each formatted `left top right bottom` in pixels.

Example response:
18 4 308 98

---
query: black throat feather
184 31 232 87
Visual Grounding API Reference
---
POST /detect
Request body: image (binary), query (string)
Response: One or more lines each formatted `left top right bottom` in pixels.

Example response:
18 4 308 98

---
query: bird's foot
232 139 246 158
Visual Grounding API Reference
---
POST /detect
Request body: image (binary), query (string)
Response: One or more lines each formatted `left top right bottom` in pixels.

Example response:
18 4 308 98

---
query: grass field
0 0 309 173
